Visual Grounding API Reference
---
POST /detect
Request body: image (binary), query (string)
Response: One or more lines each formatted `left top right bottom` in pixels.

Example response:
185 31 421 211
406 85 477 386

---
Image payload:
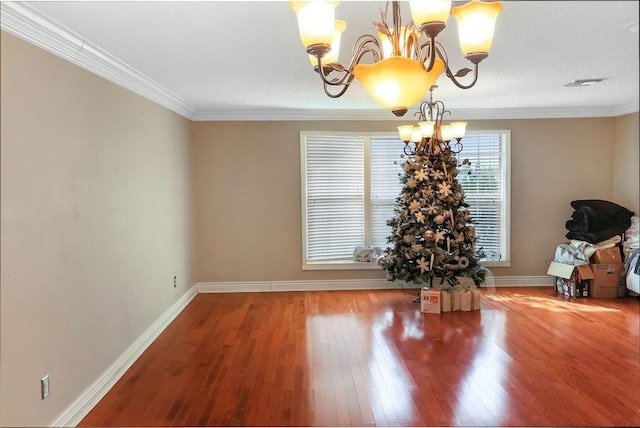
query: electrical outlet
41 375 50 399
173 275 177 288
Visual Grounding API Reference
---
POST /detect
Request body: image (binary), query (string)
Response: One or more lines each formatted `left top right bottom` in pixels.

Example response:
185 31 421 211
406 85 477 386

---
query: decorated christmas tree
379 90 486 288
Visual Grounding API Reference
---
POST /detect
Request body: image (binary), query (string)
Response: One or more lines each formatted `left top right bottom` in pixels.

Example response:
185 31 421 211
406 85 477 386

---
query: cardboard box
591 247 622 264
575 281 589 298
547 262 593 281
460 290 472 311
547 262 594 298
421 288 441 314
471 288 482 310
441 291 452 312
590 263 625 298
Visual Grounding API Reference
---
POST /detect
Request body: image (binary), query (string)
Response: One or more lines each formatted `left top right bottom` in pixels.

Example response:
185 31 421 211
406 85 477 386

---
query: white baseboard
49 285 198 427
197 276 551 293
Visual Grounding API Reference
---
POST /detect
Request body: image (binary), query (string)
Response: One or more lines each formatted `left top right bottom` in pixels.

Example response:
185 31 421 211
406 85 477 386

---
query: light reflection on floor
306 310 420 425
454 309 510 425
484 292 620 312
302 289 633 426
369 309 418 424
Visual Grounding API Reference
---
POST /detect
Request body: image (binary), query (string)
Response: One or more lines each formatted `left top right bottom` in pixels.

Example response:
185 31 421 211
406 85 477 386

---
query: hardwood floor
78 287 640 427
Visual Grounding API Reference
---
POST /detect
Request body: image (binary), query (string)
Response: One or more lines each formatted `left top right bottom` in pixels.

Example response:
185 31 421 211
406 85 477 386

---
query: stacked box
548 256 625 299
591 247 622 264
590 248 625 298
471 289 482 310
590 264 625 298
421 288 441 314
438 289 481 312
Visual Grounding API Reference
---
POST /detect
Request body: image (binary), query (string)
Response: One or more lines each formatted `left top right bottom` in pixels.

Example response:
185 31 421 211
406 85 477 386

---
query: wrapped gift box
421 288 441 314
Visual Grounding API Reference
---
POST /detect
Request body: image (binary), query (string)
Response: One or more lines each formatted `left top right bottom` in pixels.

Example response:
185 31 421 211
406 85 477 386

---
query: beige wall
613 113 639 215
1 32 193 426
191 116 618 282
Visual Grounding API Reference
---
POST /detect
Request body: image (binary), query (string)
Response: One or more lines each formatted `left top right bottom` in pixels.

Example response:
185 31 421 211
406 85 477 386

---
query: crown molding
192 103 640 121
0 1 196 120
2 2 637 123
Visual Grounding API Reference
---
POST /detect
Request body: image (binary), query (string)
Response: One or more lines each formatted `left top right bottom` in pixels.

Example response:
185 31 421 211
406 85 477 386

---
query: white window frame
300 130 511 270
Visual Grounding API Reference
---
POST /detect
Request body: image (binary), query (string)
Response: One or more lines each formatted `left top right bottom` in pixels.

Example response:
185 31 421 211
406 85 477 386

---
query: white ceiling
2 0 639 121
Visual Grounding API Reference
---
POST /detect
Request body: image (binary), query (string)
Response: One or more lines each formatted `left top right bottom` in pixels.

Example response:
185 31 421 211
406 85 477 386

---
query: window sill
302 260 382 271
481 260 511 268
302 259 510 270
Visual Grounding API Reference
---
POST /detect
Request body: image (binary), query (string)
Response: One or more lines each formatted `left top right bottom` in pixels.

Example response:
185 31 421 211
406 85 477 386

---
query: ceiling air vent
563 79 606 88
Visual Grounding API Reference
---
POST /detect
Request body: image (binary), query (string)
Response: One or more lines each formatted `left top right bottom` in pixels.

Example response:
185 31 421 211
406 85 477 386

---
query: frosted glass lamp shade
398 125 414 143
290 1 339 49
450 121 467 138
409 0 452 26
452 0 502 57
411 127 423 143
440 124 454 141
354 57 445 115
419 121 435 138
309 20 346 66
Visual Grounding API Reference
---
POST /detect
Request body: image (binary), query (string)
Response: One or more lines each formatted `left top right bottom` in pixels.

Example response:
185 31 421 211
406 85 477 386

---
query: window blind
370 136 406 247
303 134 365 261
456 132 507 261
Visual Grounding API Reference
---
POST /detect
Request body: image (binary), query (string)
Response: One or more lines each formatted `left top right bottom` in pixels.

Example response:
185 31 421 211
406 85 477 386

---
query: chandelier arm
449 139 464 154
424 36 438 72
417 40 435 70
322 79 351 98
347 35 382 68
444 62 479 89
434 100 450 127
416 102 426 121
316 56 350 88
315 35 381 88
430 43 480 90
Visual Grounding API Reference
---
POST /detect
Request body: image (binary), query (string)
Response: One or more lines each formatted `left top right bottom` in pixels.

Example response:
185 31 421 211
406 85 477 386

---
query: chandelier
397 86 466 156
289 0 502 117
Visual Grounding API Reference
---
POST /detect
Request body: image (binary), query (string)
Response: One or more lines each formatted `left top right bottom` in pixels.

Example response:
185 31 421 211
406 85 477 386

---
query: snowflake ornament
431 169 445 180
434 230 446 242
406 178 417 188
414 168 428 181
415 211 425 223
409 200 421 212
426 202 439 215
417 257 429 273
437 181 452 197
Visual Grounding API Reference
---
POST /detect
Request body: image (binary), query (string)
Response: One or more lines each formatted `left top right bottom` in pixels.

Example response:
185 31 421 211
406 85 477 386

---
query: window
300 130 510 269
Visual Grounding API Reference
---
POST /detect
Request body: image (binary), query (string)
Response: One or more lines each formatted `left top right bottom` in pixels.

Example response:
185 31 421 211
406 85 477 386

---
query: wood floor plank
78 287 640 427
